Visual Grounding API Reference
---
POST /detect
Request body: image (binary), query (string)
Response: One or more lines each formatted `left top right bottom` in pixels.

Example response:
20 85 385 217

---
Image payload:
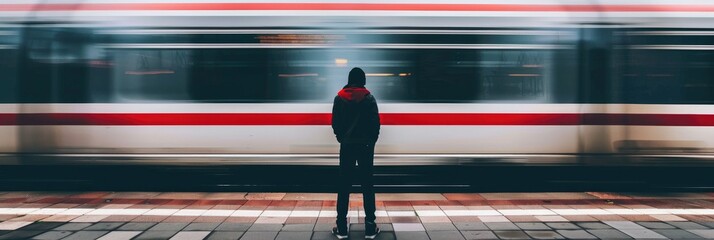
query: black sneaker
332 224 349 239
365 222 380 239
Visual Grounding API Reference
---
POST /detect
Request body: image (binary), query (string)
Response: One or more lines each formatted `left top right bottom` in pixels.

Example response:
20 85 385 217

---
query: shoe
365 222 380 239
332 225 349 239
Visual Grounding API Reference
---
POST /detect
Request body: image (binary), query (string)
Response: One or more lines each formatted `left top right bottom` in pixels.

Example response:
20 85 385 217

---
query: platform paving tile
18 222 64 231
485 222 520 230
133 230 179 240
282 224 315 231
516 222 551 230
312 223 332 232
116 222 156 231
216 223 252 232
276 231 312 240
422 222 457 231
29 230 74 240
426 230 466 240
0 230 44 239
394 231 430 240
392 223 425 231
461 230 499 240
524 230 565 239
688 229 714 238
667 221 709 229
555 229 598 239
183 222 221 231
84 222 124 231
545 222 580 230
697 221 714 228
653 229 704 239
247 223 283 232
454 222 489 231
206 231 243 240
586 229 632 239
96 231 142 240
148 222 190 231
308 231 333 240
618 229 668 239
169 231 211 240
61 230 109 240
493 230 531 239
635 221 675 229
239 231 278 240
53 222 92 231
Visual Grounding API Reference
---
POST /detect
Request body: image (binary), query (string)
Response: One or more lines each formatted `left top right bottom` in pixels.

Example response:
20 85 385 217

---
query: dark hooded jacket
331 86 380 144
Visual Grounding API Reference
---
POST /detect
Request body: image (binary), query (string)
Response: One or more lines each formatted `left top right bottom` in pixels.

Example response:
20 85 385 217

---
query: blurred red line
1 113 713 126
1 3 713 12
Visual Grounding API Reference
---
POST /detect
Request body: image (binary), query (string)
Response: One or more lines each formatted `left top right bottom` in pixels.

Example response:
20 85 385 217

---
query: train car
0 0 713 166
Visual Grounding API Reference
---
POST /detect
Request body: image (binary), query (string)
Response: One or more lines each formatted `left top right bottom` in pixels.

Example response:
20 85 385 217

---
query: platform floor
0 192 713 239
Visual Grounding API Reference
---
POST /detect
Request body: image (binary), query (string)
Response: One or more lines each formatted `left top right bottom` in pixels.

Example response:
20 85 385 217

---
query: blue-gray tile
586 229 632 239
525 230 565 239
423 223 457 231
485 222 520 231
576 222 611 230
30 230 74 240
215 223 251 232
282 224 315 232
54 223 92 231
85 222 124 231
206 231 243 240
149 222 190 231
20 222 64 231
117 222 156 231
516 222 551 230
62 231 109 240
461 231 499 240
427 230 465 240
276 231 312 240
635 222 675 229
688 229 714 238
455 222 489 231
653 229 703 239
309 232 334 240
183 222 220 231
394 231 430 240
240 231 278 240
668 222 708 230
0 231 45 240
247 224 283 232
493 230 531 240
133 230 179 240
545 223 580 230
556 230 597 239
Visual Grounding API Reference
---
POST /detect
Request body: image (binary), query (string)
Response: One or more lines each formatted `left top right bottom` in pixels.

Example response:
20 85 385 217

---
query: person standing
331 67 381 239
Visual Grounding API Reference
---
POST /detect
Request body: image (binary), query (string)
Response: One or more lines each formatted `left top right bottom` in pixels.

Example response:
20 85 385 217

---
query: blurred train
0 0 713 166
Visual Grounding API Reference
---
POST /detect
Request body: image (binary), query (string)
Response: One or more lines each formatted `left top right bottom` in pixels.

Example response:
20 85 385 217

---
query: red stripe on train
1 113 714 126
1 3 714 12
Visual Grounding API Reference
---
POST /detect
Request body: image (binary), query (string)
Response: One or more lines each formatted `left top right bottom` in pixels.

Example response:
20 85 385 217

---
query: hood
338 87 371 102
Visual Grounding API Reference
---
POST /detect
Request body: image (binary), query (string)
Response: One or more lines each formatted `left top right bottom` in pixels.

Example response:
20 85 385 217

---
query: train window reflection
621 50 714 104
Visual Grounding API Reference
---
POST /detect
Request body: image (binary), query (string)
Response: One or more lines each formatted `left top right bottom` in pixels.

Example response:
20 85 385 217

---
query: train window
351 49 552 103
0 29 19 103
109 48 335 102
619 50 714 104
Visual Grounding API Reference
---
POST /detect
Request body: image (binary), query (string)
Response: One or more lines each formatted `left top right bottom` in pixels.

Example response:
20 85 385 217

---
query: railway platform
0 192 713 239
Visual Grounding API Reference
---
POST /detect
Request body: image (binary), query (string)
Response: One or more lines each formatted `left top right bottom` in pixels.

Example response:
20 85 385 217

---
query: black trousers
336 143 376 223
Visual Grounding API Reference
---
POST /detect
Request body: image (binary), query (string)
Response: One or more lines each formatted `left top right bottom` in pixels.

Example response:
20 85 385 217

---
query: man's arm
368 96 380 143
331 96 343 142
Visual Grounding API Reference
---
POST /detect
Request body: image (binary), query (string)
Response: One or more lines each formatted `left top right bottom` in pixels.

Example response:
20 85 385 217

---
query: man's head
347 67 366 87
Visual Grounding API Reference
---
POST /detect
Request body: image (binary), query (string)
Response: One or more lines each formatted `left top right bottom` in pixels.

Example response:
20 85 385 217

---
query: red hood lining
338 87 370 102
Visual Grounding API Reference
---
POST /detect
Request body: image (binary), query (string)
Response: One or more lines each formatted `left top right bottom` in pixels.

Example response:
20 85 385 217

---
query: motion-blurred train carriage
0 0 713 165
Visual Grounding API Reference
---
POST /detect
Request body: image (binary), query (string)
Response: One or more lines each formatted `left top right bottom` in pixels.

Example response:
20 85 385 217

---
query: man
331 67 381 239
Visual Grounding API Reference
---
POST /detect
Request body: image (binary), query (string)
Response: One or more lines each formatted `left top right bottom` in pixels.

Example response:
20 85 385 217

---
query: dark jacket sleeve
331 96 343 142
368 95 381 143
